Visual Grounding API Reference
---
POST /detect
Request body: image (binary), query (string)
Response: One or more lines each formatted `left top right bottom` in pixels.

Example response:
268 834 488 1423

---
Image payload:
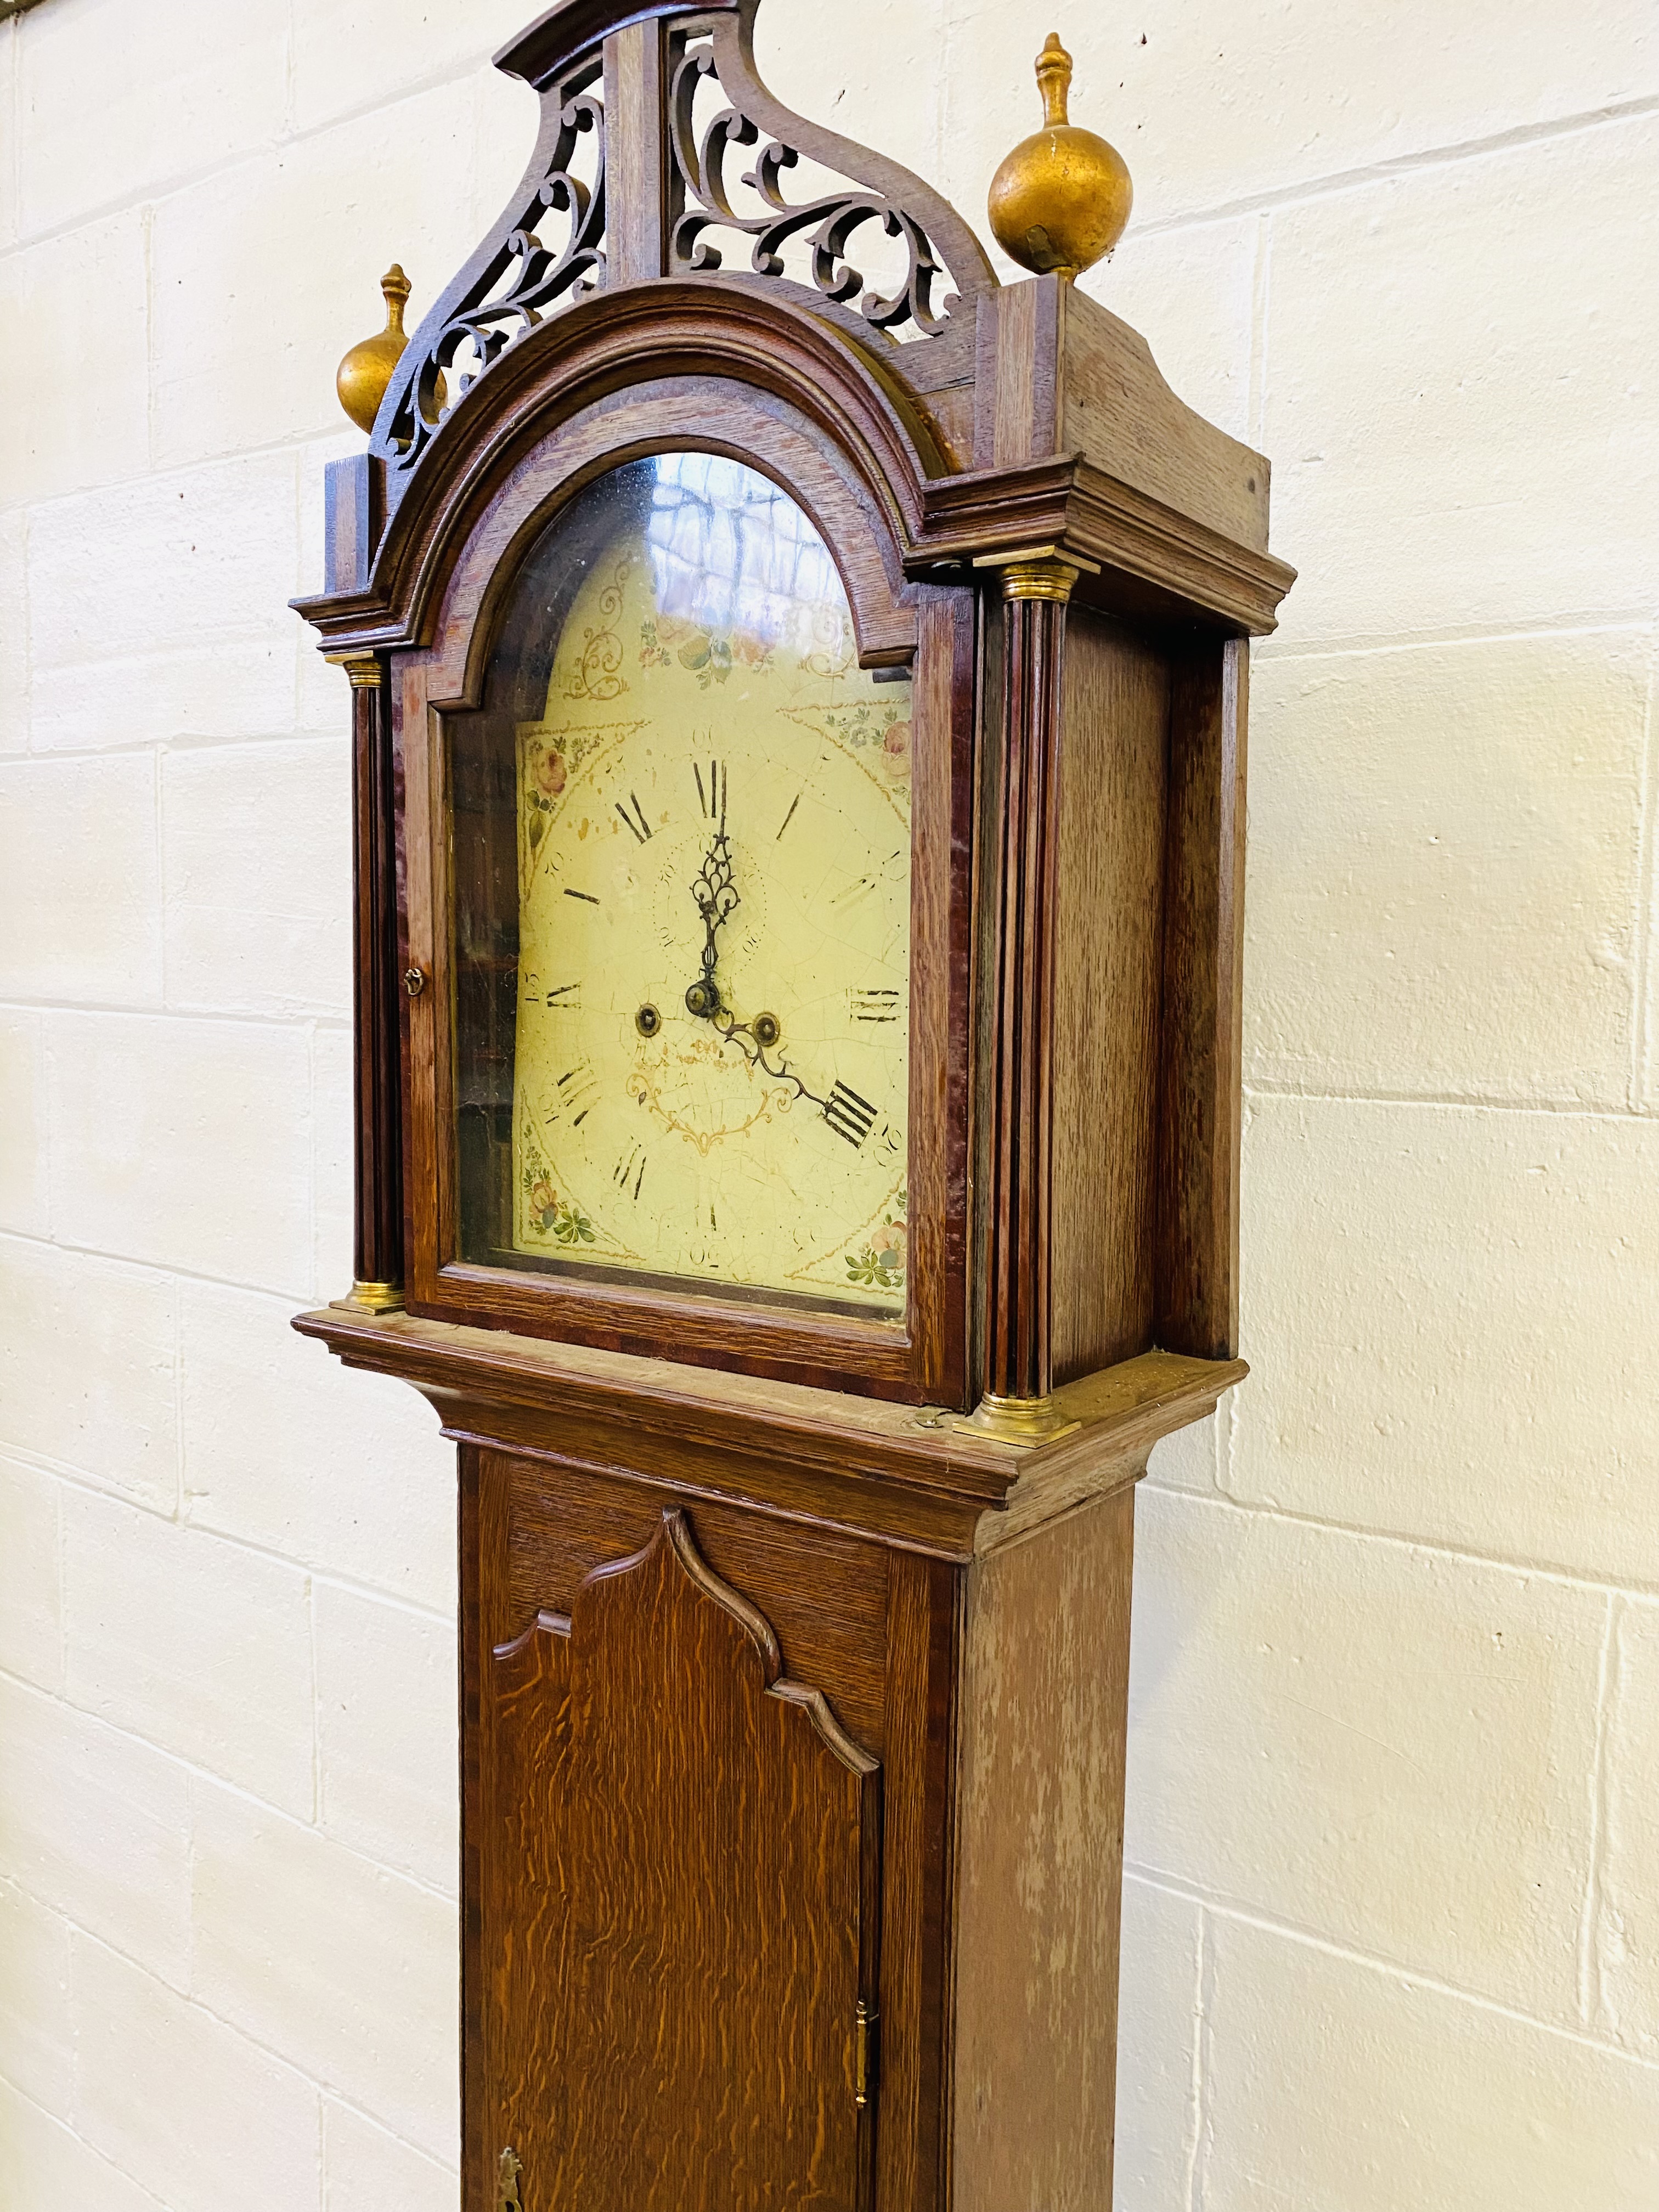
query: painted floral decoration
845 1194 907 1291
639 616 772 690
880 719 911 781
522 1164 596 1245
821 698 911 781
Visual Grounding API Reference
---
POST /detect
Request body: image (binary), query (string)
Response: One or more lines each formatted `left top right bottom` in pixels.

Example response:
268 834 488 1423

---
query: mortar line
0 1660 460 1904
1576 1594 1619 2029
0 992 349 1029
1124 1864 1659 2073
317 2089 461 2181
0 58 526 261
1245 212 1270 456
0 1452 454 1627
1243 1077 1656 1120
1183 1905 1209 2212
4 728 354 764
18 504 32 755
168 1269 185 1522
306 1571 321 1826
1135 1479 1659 1606
1627 638 1659 1110
0 1222 323 1304
1256 612 1659 662
68 1917 458 2164
140 201 156 473
0 2068 172 2211
1129 91 1659 238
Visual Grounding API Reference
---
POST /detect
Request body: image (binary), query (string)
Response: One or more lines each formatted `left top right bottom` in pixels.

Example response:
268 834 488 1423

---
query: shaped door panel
481 1506 882 2210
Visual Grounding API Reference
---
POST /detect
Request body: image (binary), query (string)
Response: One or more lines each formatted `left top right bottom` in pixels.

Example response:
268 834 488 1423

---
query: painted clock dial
499 453 911 1314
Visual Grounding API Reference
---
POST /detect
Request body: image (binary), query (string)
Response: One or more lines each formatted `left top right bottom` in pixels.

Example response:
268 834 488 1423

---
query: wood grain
346 658 404 1294
951 1483 1136 2212
1156 634 1248 1359
875 1549 959 2212
1049 608 1168 1383
602 19 672 286
497 1453 893 1754
296 1302 1245 1552
479 1504 881 2209
981 585 1066 1403
291 279 1295 672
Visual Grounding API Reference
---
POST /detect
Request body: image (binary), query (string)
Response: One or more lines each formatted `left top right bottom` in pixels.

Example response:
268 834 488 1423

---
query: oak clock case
294 5 1294 2211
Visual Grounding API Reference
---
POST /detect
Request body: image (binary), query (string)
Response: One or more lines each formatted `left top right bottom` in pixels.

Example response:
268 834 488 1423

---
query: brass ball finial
988 32 1133 284
336 264 413 435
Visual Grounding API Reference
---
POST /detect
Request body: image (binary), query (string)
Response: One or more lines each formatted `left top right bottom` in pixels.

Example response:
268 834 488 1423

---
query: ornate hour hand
681 821 860 1142
685 827 740 1018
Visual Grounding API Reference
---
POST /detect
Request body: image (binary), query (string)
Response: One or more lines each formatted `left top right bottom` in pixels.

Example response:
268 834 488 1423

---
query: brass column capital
972 544 1102 602
328 652 385 690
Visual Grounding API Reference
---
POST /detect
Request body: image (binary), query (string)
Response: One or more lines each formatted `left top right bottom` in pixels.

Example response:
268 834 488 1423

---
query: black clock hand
684 825 870 1143
686 827 739 1018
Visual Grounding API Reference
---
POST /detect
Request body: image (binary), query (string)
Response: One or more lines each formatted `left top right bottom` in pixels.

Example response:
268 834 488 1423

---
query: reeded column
972 548 1095 1442
330 653 405 1313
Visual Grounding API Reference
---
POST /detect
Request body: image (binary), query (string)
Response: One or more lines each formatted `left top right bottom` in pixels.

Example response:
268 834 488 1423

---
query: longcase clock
295 5 1294 2205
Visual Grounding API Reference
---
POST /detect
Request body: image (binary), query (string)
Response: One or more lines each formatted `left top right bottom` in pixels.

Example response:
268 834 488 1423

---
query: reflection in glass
449 453 912 1316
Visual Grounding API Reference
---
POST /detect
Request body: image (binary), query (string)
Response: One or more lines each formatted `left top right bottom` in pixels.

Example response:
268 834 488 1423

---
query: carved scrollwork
373 58 607 480
365 0 996 510
668 14 994 338
671 46 946 334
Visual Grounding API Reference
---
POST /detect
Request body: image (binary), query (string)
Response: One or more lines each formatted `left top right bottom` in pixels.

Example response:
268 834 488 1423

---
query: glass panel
449 453 912 1316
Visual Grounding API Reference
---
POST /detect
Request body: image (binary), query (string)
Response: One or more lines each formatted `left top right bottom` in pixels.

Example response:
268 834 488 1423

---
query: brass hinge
497 2146 523 2211
855 2001 879 2108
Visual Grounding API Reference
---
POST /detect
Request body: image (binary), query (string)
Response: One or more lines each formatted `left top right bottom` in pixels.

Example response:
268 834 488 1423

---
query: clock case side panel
395 373 977 1407
1042 613 1250 1380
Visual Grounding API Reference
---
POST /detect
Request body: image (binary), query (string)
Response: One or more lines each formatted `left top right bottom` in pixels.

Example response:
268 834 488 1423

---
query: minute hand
713 1012 877 1150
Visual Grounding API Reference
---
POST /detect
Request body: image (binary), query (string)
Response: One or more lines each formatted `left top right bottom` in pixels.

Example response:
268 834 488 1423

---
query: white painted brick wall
2 1 1656 2203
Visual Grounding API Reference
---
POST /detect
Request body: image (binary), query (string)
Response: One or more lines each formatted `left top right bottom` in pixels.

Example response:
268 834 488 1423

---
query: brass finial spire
335 264 413 435
988 32 1133 284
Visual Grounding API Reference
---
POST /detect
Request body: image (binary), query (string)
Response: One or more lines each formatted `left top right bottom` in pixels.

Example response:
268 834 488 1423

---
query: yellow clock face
507 455 912 1314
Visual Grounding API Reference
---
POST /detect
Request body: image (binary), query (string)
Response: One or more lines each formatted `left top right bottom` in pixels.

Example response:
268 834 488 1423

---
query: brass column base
330 1279 405 1317
958 1391 1081 1446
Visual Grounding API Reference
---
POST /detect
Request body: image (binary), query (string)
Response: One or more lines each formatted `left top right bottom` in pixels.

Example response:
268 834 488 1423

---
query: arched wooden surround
376 313 978 1402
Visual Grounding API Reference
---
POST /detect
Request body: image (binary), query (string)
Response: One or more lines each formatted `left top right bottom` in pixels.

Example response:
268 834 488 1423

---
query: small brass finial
335 264 413 435
988 32 1133 284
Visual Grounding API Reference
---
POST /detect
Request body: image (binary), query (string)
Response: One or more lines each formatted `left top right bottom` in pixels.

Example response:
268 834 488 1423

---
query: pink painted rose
534 748 567 797
881 720 911 780
530 1178 556 1215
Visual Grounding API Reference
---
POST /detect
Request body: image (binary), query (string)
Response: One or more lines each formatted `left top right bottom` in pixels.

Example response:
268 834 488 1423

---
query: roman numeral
831 874 876 910
695 758 726 821
525 979 580 1010
776 793 802 840
563 887 600 905
824 1081 878 1149
616 792 651 843
545 1058 600 1125
853 988 900 1023
613 1147 647 1201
